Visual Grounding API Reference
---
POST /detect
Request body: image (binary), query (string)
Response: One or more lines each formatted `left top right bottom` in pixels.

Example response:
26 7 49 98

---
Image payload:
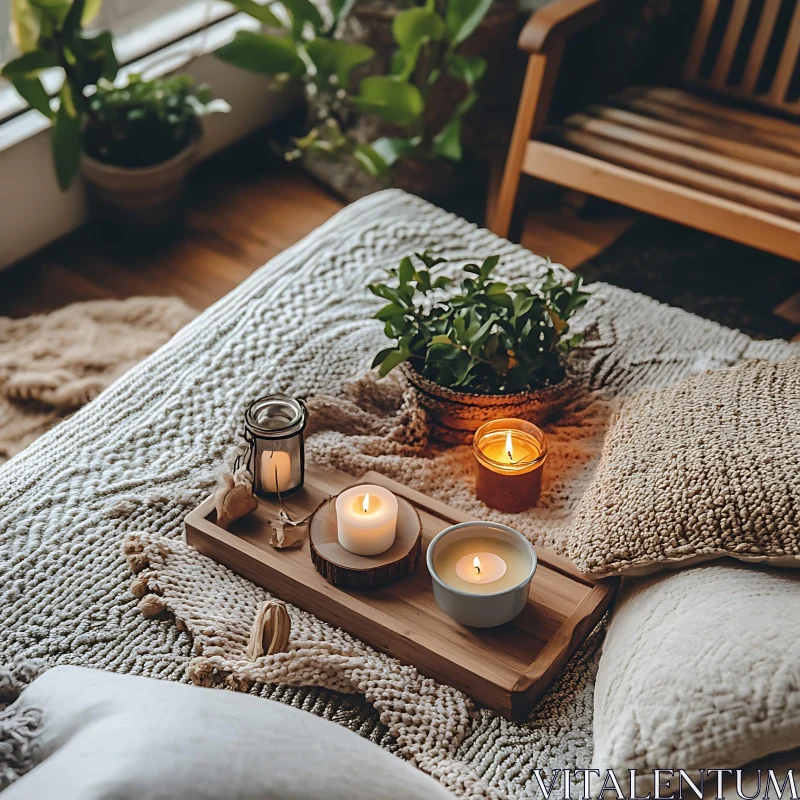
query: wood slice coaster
309 496 422 590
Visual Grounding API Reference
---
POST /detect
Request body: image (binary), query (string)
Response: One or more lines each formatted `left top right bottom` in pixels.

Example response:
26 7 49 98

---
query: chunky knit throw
1 191 796 798
0 297 196 463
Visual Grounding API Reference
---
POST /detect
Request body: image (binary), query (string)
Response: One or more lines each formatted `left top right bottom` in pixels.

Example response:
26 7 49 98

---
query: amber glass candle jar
473 418 548 513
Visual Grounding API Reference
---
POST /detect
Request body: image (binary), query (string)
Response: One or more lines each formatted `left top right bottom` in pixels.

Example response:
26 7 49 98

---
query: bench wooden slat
710 0 752 87
684 0 720 82
553 128 800 220
619 90 800 155
770 2 800 105
521 140 800 259
741 0 783 94
586 105 800 175
565 113 800 196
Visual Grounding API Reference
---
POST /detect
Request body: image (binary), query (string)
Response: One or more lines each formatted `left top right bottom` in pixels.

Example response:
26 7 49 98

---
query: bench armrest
519 0 623 53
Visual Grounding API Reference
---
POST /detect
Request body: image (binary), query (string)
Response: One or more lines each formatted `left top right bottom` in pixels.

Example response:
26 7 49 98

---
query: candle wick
475 564 481 574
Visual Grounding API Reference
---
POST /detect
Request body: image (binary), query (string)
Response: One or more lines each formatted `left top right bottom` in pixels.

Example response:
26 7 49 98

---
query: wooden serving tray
185 468 617 720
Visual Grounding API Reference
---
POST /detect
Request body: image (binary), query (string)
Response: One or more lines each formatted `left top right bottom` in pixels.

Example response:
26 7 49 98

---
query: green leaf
374 302 405 321
480 254 500 278
1 50 58 76
368 283 397 302
353 144 388 177
377 346 409 377
447 53 486 87
279 0 324 35
52 84 81 190
398 256 414 285
11 75 52 117
73 30 118 83
445 0 492 47
227 0 283 27
392 7 444 79
11 0 41 54
370 136 421 166
215 31 303 76
371 346 397 369
353 76 423 126
81 0 102 24
305 39 374 87
29 0 70 27
330 0 356 23
432 116 461 161
62 0 86 36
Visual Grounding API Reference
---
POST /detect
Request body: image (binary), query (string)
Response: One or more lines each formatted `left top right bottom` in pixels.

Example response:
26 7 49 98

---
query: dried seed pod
215 472 257 530
247 600 291 660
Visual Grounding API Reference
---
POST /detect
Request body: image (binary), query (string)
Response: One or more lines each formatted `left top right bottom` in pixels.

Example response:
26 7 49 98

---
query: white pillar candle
261 450 292 494
335 484 398 556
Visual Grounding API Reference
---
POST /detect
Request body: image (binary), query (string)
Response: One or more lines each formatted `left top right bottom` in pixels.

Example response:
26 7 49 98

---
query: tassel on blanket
246 600 291 659
0 659 45 791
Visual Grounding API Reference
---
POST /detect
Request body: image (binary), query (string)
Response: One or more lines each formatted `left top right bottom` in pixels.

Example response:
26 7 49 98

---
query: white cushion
4 666 455 800
593 562 800 793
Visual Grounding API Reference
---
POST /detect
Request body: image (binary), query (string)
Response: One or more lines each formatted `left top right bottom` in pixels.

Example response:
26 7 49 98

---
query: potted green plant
214 0 503 200
369 251 591 442
80 75 229 231
2 0 228 231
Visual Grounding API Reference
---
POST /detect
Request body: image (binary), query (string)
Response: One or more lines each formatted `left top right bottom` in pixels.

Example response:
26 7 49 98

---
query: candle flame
473 556 481 574
362 493 370 514
505 431 514 463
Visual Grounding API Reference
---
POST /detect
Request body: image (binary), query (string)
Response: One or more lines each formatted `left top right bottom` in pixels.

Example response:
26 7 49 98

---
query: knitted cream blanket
0 297 196 463
1 191 795 799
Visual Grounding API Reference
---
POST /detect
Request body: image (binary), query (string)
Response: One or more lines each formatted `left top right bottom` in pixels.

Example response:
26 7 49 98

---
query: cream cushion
570 355 800 577
4 666 455 800
592 561 800 794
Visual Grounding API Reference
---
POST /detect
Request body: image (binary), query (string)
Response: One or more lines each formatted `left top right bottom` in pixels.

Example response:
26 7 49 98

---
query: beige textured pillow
570 355 800 577
592 562 800 793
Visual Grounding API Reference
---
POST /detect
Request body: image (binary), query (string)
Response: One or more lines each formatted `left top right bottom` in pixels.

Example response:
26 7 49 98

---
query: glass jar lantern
244 395 307 498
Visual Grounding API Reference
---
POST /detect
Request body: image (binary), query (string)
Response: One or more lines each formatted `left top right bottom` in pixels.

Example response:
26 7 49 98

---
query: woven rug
575 216 800 341
1 191 796 798
0 296 196 464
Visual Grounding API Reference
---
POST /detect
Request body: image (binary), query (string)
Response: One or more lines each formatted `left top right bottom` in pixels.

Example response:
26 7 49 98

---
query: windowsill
0 12 300 270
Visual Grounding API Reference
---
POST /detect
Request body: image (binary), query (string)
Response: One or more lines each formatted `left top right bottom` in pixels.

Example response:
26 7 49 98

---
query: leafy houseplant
369 252 591 442
215 0 492 183
79 74 229 231
2 0 228 231
2 0 118 190
83 75 229 169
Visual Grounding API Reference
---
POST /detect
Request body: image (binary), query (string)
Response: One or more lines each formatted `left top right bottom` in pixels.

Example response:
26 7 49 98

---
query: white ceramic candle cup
427 521 537 627
335 484 399 556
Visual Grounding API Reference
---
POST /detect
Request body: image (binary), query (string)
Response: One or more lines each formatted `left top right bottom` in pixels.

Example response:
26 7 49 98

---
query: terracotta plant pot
80 139 198 234
400 363 578 445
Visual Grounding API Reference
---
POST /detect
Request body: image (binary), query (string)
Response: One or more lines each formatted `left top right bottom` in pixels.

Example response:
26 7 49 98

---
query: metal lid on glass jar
245 395 307 440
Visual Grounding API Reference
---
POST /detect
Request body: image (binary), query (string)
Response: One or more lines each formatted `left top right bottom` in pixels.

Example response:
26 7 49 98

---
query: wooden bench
490 0 800 261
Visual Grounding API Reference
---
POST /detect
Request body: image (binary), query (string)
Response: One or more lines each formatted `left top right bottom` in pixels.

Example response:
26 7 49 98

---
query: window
0 0 235 123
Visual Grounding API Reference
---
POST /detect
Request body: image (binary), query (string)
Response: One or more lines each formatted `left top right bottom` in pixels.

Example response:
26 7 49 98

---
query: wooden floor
0 136 636 318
